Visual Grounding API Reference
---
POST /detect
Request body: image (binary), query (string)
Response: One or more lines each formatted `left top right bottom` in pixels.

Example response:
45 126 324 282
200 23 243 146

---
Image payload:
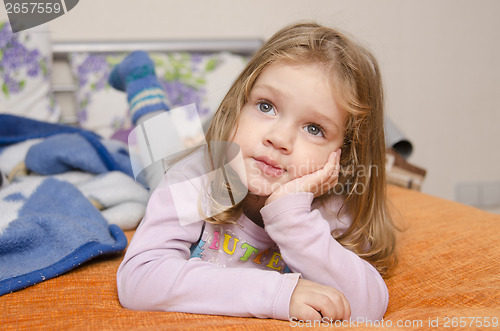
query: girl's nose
263 121 294 153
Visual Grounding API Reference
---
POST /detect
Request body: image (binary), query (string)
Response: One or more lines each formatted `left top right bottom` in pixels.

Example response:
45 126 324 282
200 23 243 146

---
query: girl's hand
266 149 341 205
290 279 351 322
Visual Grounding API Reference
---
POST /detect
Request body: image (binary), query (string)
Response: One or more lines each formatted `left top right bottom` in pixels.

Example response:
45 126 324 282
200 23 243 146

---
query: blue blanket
0 178 127 296
0 114 133 176
0 115 134 296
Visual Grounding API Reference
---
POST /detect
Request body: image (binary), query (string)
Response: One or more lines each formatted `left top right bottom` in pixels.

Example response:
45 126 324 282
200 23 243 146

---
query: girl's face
231 60 346 196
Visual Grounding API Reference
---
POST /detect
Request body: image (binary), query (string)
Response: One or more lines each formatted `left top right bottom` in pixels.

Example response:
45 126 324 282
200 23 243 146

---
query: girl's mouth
253 157 285 177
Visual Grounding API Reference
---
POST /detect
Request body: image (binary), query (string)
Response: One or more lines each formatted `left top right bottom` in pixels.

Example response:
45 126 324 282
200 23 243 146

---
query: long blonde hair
204 22 398 277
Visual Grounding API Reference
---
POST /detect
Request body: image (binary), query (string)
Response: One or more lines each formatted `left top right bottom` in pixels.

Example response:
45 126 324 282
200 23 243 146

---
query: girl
114 22 398 322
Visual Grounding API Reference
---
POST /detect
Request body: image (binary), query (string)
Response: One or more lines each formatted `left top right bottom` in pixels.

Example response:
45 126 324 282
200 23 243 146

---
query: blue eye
304 124 325 137
257 102 276 115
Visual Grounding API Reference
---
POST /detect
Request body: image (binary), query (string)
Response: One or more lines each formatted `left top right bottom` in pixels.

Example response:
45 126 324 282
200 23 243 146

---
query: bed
1 22 499 330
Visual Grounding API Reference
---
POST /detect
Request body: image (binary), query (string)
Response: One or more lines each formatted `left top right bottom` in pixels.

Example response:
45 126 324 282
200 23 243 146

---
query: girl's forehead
257 58 352 115
252 61 335 98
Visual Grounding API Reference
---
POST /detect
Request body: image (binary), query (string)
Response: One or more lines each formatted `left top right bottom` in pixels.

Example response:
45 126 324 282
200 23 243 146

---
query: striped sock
109 51 169 124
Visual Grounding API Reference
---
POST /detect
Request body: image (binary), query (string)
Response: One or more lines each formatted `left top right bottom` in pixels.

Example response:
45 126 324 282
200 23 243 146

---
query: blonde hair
204 22 398 277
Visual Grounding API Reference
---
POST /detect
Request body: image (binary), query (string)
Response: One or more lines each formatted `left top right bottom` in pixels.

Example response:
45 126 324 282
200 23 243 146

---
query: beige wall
3 0 500 211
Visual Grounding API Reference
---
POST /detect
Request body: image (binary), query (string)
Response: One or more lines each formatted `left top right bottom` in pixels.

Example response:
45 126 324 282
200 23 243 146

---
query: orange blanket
1 186 499 330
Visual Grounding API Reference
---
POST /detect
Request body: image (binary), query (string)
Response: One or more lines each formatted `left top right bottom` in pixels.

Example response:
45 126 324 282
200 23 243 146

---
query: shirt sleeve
116 175 300 320
260 192 389 321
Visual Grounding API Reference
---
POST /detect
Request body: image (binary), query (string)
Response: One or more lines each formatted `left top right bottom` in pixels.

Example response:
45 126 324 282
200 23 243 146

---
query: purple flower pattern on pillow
159 53 219 119
71 51 222 130
0 23 49 98
71 53 116 124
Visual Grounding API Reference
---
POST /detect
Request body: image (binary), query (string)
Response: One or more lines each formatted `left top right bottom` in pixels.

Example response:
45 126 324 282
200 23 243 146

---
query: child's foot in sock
109 51 169 125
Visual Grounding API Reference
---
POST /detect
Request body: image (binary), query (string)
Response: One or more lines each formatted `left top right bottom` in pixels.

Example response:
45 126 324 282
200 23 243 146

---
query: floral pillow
0 22 60 122
69 51 248 139
69 53 130 138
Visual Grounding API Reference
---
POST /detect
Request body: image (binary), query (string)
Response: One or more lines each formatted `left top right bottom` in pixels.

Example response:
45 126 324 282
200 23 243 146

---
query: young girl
114 22 398 322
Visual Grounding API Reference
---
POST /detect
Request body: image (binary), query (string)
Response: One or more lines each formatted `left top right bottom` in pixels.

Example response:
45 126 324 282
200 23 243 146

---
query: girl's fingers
316 150 341 195
341 293 351 321
268 148 342 202
320 151 337 177
305 286 351 321
335 148 341 175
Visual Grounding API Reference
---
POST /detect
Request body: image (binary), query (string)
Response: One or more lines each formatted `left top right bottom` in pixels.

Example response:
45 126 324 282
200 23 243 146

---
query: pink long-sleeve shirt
117 160 388 320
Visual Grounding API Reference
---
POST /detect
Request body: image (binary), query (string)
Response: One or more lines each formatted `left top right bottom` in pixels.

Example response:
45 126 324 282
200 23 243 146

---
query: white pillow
0 22 60 122
69 52 130 138
68 51 248 138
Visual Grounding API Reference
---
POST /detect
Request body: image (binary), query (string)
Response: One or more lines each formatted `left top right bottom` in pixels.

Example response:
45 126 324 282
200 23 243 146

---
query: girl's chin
244 173 288 196
245 181 276 197
246 189 271 198
247 186 273 197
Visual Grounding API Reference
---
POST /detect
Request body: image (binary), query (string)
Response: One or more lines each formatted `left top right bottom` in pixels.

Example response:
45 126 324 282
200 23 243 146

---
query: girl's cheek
288 161 317 178
228 125 238 142
293 153 331 177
